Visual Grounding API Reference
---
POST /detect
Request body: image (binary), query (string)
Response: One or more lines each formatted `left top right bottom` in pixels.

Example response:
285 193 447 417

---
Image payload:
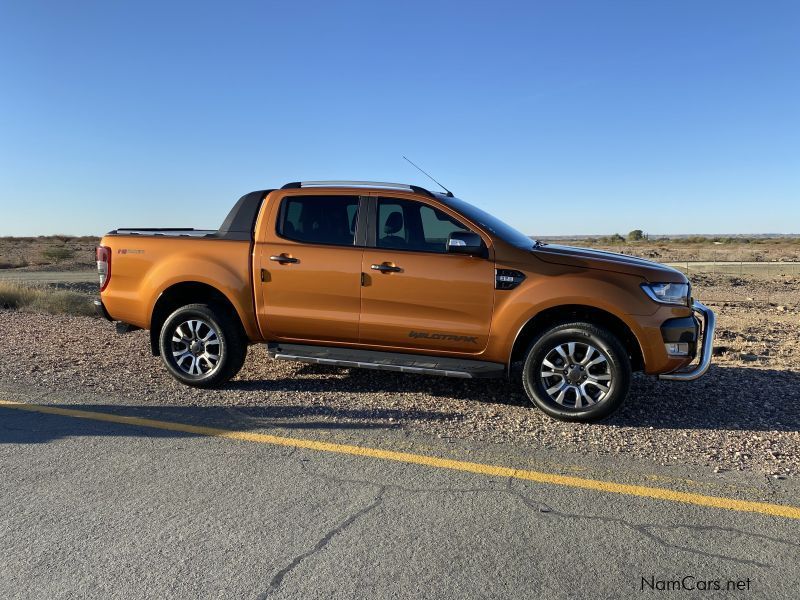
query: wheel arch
509 304 644 372
149 281 245 356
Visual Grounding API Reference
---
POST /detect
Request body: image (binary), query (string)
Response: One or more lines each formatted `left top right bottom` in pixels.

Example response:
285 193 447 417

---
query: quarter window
376 198 471 253
278 195 359 246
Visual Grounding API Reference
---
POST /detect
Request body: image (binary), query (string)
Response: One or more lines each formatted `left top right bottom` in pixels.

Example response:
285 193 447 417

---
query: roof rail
281 180 435 198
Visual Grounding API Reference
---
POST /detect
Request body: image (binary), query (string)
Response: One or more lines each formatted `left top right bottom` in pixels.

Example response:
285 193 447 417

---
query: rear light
96 246 111 292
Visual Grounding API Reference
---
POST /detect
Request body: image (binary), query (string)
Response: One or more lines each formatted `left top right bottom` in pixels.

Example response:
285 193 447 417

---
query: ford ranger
95 181 716 422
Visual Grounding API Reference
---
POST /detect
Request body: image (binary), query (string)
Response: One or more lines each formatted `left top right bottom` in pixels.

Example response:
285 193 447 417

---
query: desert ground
543 235 800 264
1 235 798 478
0 235 99 271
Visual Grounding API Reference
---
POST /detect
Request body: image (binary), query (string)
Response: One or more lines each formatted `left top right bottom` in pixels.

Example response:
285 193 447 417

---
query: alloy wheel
170 319 221 377
539 341 613 409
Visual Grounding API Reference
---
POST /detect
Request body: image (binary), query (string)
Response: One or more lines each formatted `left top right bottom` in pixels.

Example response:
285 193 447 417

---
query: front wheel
521 322 631 422
158 303 247 387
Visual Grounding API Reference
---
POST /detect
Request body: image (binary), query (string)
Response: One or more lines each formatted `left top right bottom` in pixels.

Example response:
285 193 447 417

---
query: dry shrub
0 282 95 317
0 258 28 269
0 283 38 309
41 247 76 262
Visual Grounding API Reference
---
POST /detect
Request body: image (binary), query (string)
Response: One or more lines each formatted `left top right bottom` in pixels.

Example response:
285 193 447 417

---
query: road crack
505 479 783 568
258 485 386 598
296 459 784 569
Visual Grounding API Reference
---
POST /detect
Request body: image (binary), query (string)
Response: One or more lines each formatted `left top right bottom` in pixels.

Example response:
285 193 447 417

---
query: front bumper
658 301 716 381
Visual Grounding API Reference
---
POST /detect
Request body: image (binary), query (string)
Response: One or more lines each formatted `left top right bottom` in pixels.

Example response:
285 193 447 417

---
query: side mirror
447 231 486 257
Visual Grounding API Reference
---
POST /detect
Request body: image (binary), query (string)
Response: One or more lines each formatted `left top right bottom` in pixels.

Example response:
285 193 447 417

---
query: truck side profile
95 181 716 422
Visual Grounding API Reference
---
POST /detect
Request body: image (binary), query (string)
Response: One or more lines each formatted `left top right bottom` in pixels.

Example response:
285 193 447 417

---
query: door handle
371 263 402 273
270 254 298 264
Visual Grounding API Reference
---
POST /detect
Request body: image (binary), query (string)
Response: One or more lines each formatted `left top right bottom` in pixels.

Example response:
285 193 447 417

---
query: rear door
359 196 495 354
254 192 365 343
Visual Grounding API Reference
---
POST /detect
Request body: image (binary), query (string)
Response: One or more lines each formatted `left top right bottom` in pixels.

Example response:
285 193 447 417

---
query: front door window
376 198 471 253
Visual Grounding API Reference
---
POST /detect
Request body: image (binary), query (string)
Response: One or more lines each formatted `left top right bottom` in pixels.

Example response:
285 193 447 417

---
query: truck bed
98 190 271 336
107 189 271 242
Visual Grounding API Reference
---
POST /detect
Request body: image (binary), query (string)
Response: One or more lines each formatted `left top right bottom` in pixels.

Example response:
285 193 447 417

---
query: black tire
521 322 631 422
158 303 247 388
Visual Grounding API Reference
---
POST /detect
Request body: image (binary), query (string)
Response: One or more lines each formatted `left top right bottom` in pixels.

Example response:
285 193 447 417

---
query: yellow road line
2 399 799 520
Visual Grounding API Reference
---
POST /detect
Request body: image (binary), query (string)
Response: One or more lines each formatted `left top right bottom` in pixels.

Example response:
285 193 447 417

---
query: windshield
441 195 536 250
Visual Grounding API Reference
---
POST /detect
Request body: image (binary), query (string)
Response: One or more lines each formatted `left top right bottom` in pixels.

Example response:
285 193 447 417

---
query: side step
267 343 505 379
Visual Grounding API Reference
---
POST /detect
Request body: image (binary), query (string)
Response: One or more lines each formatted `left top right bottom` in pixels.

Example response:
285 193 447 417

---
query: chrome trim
114 229 215 237
297 181 416 192
659 301 716 381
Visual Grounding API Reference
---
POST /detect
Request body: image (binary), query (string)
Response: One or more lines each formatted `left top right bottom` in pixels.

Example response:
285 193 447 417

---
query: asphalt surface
2 387 799 599
0 270 96 283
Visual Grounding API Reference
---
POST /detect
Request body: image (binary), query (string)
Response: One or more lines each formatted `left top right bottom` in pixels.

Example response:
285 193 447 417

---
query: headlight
641 282 690 306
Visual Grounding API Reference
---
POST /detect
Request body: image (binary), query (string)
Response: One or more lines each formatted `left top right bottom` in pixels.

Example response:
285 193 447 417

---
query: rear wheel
521 322 631 422
158 303 247 387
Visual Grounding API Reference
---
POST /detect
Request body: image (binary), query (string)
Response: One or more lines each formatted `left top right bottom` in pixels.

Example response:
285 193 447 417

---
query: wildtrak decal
117 249 145 254
409 331 478 344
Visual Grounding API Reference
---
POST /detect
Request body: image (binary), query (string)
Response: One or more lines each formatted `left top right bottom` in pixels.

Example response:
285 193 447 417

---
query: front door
359 196 495 354
255 192 363 343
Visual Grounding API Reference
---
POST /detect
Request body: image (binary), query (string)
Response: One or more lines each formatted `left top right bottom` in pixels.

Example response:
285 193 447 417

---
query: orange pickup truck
96 181 715 422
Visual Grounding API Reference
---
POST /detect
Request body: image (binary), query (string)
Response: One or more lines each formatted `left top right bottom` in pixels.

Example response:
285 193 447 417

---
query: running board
267 343 505 379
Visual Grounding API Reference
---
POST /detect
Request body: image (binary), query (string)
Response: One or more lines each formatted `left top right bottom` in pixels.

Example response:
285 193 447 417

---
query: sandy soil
0 236 99 271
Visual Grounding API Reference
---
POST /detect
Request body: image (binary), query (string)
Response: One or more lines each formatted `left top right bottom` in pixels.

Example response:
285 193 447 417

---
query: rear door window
277 195 359 246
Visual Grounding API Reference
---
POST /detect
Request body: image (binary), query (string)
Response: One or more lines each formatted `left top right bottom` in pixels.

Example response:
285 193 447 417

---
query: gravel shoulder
1 271 798 479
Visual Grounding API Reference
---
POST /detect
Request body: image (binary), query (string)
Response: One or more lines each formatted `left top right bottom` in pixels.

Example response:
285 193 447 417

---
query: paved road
666 261 800 275
1 388 798 599
0 270 96 283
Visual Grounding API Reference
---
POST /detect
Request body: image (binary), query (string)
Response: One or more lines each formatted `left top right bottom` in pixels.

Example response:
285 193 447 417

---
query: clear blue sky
1 1 798 237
